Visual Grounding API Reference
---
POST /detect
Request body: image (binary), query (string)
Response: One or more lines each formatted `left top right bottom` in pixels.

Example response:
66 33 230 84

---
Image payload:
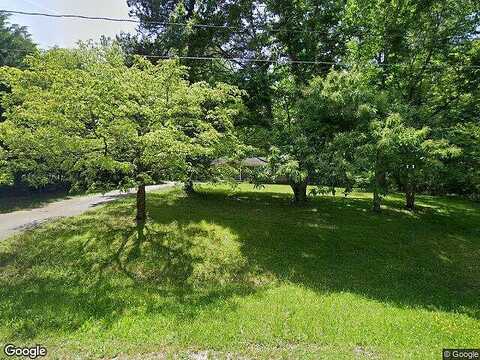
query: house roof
212 157 268 167
241 157 268 167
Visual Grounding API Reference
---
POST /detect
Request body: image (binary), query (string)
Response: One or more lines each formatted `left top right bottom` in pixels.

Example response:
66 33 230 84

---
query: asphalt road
0 183 175 241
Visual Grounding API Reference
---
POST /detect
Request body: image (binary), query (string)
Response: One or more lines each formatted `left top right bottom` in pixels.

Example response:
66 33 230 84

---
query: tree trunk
184 179 196 195
291 180 308 203
135 184 147 243
372 155 385 213
136 184 146 226
373 188 381 213
404 165 416 211
405 190 415 211
405 175 416 211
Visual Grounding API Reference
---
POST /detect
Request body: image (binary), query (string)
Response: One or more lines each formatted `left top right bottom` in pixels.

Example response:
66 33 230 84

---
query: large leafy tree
121 0 480 203
121 0 263 82
121 0 351 149
0 13 36 68
121 0 275 139
266 67 377 202
265 0 348 83
0 44 244 229
344 0 480 200
0 13 37 189
353 114 459 211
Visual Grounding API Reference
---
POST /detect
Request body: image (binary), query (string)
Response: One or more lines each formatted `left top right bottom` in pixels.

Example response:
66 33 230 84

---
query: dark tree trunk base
136 184 146 226
184 180 196 195
130 184 147 259
136 222 145 244
372 190 381 213
405 191 415 211
372 159 385 213
291 181 308 204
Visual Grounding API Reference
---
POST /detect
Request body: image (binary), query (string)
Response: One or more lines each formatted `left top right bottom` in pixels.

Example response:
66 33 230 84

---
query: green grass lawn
0 184 479 359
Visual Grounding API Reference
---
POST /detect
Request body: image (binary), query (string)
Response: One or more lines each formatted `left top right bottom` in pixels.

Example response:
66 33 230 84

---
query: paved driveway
0 183 175 241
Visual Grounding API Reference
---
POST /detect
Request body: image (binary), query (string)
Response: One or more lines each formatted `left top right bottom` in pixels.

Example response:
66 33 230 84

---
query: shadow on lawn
0 199 255 339
0 187 479 340
146 189 480 319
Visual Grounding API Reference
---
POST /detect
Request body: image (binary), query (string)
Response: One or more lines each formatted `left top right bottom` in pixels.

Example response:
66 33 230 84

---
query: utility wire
0 9 330 35
0 9 478 68
0 48 343 66
140 54 341 66
1 47 479 69
5 9 478 40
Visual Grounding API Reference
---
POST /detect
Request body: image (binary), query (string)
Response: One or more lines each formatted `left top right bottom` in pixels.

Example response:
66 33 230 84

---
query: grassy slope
0 184 479 359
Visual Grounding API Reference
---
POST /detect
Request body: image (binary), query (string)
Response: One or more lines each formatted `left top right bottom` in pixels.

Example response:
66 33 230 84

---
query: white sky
1 0 137 49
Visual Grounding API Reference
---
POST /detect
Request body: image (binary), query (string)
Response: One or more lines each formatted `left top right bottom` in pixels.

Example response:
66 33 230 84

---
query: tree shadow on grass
145 189 480 320
0 204 256 340
0 187 478 342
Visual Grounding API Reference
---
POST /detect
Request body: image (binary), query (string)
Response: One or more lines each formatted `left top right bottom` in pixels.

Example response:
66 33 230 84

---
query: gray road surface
0 183 175 241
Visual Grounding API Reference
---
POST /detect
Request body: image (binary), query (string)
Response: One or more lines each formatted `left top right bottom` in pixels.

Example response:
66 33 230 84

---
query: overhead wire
0 9 330 35
0 9 479 68
1 48 479 69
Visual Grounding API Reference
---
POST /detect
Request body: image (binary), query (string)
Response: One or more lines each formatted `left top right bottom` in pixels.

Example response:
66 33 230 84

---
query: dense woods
1 0 479 213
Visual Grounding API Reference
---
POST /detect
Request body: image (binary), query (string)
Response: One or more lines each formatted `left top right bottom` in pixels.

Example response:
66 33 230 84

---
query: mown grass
0 184 479 359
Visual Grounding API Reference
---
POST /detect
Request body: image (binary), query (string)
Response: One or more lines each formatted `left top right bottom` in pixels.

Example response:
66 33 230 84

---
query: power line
4 8 479 40
0 9 330 35
140 54 342 66
0 48 342 66
3 8 478 48
1 47 479 69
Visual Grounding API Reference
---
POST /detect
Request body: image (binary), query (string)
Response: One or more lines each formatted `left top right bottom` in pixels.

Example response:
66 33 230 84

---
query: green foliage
0 13 37 187
0 43 244 192
265 67 380 194
342 0 479 201
372 113 460 184
436 123 480 197
122 0 350 156
0 13 36 68
120 0 480 201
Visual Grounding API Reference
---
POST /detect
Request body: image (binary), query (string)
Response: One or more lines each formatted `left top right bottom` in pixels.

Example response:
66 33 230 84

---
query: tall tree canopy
0 13 37 188
121 0 480 207
120 0 350 147
0 44 245 226
343 0 480 207
0 12 36 68
2 0 479 211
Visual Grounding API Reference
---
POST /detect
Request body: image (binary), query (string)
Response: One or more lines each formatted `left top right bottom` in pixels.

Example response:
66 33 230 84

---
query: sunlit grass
0 184 479 359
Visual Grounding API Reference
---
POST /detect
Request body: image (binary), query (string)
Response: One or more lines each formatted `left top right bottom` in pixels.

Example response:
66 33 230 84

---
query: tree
344 0 480 201
266 67 377 203
370 114 460 210
0 13 37 190
0 43 244 232
438 123 480 199
0 13 36 68
180 81 247 194
265 0 348 83
121 1 364 197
